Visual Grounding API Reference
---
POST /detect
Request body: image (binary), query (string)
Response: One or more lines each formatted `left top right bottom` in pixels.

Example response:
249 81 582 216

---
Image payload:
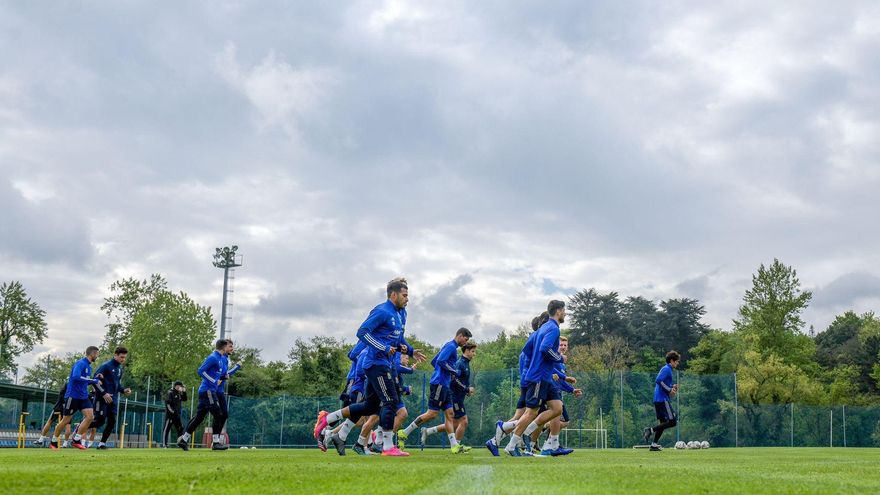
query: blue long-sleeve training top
523 319 564 385
518 330 541 387
350 349 368 394
93 359 124 398
65 357 99 400
356 300 412 370
197 351 228 393
451 356 471 395
554 362 575 394
653 363 675 402
430 340 460 387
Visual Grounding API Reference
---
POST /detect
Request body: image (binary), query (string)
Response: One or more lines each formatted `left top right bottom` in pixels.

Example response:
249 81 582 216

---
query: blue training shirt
430 340 460 387
65 357 99 400
94 358 124 399
197 351 227 393
350 350 368 394
451 355 471 396
345 341 367 382
518 330 542 387
653 363 675 402
554 362 575 394
356 300 412 370
523 319 564 385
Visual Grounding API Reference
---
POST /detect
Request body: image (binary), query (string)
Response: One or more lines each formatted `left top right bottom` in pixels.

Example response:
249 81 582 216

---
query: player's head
400 353 410 366
215 338 232 354
531 311 550 331
114 346 128 364
225 338 235 355
558 336 568 355
454 327 472 346
85 346 99 362
666 350 680 368
462 342 477 359
173 381 184 391
548 300 566 323
387 277 409 309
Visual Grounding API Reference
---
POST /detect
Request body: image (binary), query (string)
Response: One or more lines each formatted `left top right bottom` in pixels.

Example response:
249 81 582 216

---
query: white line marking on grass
415 465 493 495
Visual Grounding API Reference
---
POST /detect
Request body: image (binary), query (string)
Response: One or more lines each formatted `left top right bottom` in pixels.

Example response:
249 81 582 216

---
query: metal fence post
733 372 738 448
790 403 794 447
619 370 624 448
280 394 286 448
842 405 846 447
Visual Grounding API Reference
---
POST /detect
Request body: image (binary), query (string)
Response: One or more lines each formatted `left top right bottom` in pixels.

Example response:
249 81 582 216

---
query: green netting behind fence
4 370 880 448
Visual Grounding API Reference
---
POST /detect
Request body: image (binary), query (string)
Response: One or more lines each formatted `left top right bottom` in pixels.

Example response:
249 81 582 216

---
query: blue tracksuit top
65 357 99 400
523 319 564 385
217 354 241 392
430 340 460 387
197 351 227 393
350 349 368 394
356 300 412 370
451 356 471 396
346 341 367 381
94 358 124 398
654 363 675 402
518 330 542 387
554 362 575 393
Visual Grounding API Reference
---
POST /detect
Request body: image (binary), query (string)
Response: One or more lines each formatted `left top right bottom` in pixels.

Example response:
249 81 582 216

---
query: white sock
73 433 82 441
374 427 384 440
98 442 105 447
524 421 539 436
51 436 58 442
212 434 220 443
38 435 47 442
448 433 458 447
182 432 191 441
382 430 395 451
403 419 421 436
502 421 517 433
425 426 439 437
338 419 355 441
326 410 344 424
506 434 521 451
356 434 368 447
549 434 559 450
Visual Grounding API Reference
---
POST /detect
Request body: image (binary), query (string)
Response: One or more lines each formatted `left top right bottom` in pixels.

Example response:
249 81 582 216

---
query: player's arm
73 362 98 385
227 362 242 376
539 329 564 363
198 355 219 384
396 364 414 375
439 345 458 374
356 310 392 355
656 367 673 393
348 341 367 361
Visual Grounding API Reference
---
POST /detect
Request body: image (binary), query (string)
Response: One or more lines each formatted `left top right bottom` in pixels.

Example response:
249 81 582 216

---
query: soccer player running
642 351 680 451
421 342 476 447
398 327 473 454
90 346 132 449
505 300 566 457
163 381 187 447
49 346 102 450
540 336 580 456
176 339 236 451
33 381 70 447
487 312 548 456
314 278 426 457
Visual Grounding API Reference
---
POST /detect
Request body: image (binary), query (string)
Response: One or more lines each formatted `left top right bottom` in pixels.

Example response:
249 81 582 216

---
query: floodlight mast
213 245 242 341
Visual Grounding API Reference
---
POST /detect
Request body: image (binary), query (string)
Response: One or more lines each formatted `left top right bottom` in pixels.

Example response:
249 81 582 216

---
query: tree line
3 259 879 408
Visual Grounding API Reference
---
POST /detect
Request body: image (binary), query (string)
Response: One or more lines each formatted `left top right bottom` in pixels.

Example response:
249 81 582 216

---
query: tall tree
22 353 80 389
733 259 814 367
0 281 48 379
101 274 167 350
567 289 626 347
285 336 349 396
656 298 710 363
126 290 216 390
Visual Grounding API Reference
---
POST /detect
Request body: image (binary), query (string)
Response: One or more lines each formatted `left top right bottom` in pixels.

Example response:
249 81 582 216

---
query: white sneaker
62 441 70 448
420 427 428 445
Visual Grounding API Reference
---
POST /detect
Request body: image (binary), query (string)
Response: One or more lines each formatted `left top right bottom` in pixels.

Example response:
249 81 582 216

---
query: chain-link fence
4 370 879 448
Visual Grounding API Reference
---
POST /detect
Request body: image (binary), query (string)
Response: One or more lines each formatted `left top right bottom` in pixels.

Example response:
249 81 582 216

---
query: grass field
1 447 878 494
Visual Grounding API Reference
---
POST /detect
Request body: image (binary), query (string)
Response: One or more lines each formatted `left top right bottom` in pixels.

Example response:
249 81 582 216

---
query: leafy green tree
567 289 626 347
733 259 814 368
126 290 216 390
688 330 744 374
656 298 710 363
622 296 659 349
101 274 167 350
21 353 80 389
226 346 288 397
0 281 48 379
284 336 349 396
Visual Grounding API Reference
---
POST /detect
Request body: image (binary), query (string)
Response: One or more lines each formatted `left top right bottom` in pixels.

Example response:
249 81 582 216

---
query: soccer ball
687 441 698 449
700 441 709 449
240 446 248 449
675 441 686 449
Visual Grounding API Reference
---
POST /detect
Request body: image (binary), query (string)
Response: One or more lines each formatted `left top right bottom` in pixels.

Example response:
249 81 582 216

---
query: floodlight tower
213 245 242 341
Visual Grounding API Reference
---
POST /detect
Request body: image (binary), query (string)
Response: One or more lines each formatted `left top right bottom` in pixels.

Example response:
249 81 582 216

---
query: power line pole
212 246 242 341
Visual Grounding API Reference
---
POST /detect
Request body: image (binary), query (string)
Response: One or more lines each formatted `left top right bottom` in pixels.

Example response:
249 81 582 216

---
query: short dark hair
547 300 565 317
531 311 550 331
215 339 229 350
666 350 680 363
85 346 99 355
114 346 128 355
386 277 408 297
173 381 183 387
456 327 472 339
462 342 477 352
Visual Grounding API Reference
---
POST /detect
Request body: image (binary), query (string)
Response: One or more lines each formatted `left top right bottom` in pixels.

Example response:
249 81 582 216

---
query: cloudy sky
2 1 879 372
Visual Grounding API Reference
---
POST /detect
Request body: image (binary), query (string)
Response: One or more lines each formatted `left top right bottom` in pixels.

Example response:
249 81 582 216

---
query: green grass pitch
1 447 878 494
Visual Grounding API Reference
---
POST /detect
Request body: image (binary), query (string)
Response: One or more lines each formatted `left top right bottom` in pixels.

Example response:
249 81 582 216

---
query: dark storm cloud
811 272 880 309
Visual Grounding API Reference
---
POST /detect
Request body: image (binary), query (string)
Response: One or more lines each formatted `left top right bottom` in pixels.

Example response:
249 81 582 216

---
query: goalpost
562 413 608 449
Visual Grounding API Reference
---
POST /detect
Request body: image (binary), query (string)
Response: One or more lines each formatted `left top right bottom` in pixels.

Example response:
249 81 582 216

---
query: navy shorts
428 384 452 411
94 398 118 417
451 393 467 419
525 380 561 409
561 404 569 423
62 397 93 416
655 401 677 422
197 390 227 414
